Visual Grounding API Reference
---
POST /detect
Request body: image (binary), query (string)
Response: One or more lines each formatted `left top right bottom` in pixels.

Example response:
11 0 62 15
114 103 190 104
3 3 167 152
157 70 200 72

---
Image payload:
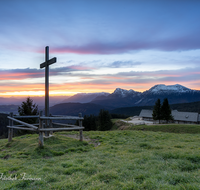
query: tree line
82 109 113 131
0 97 114 139
18 97 113 132
152 98 173 123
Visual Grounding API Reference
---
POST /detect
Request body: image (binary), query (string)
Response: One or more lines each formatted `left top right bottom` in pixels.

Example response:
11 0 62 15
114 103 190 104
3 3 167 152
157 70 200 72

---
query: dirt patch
9 170 17 174
2 154 10 159
119 126 130 130
61 134 100 147
43 156 52 159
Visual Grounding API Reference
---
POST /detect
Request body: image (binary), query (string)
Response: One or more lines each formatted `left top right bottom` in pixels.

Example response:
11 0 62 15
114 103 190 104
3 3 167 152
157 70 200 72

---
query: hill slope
49 102 109 116
110 101 200 117
1 130 200 189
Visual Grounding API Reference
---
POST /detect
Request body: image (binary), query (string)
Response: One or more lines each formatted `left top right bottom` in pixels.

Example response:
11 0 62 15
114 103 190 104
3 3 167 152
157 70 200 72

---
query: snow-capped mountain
91 84 200 108
145 84 192 94
113 88 141 98
48 84 200 116
55 84 200 108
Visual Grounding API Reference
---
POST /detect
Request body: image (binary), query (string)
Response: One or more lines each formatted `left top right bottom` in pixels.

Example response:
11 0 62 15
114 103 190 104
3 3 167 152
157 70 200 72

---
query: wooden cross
40 46 57 118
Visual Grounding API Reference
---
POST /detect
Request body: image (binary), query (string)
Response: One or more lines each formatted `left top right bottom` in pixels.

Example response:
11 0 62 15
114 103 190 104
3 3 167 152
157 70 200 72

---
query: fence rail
15 124 39 127
13 115 39 118
7 116 38 129
39 127 84 132
40 116 84 120
7 112 84 146
52 122 77 128
7 126 36 131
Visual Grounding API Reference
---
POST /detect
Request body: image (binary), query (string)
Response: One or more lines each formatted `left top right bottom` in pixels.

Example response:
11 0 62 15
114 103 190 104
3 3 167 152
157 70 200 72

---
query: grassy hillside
1 129 200 189
113 120 200 134
170 101 200 113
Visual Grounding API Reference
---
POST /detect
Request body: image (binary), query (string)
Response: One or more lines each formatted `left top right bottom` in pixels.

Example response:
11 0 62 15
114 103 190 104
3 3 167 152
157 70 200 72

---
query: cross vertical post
45 46 49 118
40 46 57 136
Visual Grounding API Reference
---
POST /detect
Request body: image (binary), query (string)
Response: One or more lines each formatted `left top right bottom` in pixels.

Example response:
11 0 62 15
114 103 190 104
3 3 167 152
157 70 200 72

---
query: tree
83 115 98 131
161 98 173 123
98 109 112 131
18 97 39 124
152 99 162 123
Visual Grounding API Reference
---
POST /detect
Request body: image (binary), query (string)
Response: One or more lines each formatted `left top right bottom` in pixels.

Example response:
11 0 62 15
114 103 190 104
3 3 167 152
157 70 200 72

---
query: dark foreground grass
1 130 200 189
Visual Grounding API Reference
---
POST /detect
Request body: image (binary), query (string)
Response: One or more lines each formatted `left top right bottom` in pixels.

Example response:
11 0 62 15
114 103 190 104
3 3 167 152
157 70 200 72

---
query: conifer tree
18 97 39 124
83 115 97 131
161 98 173 123
152 99 162 123
98 109 112 131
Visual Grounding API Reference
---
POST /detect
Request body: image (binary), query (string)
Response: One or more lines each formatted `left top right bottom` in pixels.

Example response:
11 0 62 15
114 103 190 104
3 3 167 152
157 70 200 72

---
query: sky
0 0 200 97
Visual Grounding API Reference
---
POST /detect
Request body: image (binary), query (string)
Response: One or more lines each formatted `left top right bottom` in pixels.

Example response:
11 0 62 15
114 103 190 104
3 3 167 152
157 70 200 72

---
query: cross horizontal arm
40 57 57 68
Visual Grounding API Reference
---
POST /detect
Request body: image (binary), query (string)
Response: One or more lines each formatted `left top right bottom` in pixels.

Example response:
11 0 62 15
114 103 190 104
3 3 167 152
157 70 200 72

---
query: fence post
45 119 50 137
8 112 13 142
10 112 13 139
38 111 44 146
50 114 53 135
79 113 83 141
8 113 11 142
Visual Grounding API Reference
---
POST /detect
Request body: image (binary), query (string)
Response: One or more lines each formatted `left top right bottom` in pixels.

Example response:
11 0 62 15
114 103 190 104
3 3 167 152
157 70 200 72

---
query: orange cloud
0 72 43 80
0 76 200 97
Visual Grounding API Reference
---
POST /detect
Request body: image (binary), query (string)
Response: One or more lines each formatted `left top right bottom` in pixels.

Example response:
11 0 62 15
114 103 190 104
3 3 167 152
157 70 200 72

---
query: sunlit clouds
0 0 200 97
0 65 200 97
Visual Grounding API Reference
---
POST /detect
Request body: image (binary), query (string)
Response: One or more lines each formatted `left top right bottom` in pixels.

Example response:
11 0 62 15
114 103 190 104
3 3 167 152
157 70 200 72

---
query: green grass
1 129 200 189
128 124 200 134
112 119 200 134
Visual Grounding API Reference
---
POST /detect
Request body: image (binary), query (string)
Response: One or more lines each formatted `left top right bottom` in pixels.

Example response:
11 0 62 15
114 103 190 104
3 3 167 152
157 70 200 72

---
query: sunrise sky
0 0 200 97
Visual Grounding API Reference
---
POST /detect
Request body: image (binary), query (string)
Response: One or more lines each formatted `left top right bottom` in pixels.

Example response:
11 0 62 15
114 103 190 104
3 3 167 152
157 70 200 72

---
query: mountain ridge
91 84 200 107
1 84 199 114
61 92 110 104
47 84 200 117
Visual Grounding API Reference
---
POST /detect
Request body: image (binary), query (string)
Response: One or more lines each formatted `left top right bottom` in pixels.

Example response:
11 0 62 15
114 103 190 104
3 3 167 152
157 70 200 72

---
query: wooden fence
7 111 84 146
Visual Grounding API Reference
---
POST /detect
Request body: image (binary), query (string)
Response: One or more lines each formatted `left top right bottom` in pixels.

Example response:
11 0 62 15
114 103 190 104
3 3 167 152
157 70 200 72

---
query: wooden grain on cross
40 57 57 69
40 46 57 120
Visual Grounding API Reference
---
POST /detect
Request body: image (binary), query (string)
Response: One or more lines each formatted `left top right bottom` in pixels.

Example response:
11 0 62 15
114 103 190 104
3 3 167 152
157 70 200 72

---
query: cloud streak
0 1 200 96
38 32 200 55
1 66 199 96
0 65 95 80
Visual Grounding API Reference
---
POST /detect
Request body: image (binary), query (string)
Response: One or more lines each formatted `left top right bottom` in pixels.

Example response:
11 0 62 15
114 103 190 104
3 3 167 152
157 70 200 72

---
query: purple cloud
39 32 200 55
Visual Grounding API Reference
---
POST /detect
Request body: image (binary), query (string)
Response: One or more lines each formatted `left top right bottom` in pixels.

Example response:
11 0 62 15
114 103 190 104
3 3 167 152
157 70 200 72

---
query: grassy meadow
1 124 200 189
113 119 200 134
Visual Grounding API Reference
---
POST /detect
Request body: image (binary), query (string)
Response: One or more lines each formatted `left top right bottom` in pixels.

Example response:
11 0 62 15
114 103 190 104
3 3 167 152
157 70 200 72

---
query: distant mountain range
89 84 200 108
48 84 200 116
1 84 200 116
